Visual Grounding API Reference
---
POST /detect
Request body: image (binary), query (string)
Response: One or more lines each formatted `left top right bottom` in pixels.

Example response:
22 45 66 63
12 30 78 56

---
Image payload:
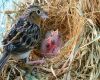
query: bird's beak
41 12 49 20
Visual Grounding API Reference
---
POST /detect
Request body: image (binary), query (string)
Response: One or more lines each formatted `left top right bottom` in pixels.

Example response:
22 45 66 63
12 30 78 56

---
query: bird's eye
46 44 50 48
51 40 55 45
37 10 40 14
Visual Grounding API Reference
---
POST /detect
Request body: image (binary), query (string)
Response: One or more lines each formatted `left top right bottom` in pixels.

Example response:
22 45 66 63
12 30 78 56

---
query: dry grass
0 0 100 80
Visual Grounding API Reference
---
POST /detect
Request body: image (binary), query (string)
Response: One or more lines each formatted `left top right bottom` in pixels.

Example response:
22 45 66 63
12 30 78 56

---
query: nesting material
0 0 100 80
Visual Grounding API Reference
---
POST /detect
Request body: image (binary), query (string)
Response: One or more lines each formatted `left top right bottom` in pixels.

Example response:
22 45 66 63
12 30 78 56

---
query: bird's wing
2 17 40 53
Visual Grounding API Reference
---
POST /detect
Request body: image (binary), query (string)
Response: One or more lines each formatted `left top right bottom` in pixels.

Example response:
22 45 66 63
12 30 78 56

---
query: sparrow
41 29 62 58
0 4 48 71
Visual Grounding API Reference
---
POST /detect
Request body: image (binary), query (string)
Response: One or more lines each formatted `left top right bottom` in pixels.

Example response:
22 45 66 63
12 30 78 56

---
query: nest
0 0 100 80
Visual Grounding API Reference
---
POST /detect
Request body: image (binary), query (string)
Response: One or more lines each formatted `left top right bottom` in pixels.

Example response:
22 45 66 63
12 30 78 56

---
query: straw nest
0 0 100 80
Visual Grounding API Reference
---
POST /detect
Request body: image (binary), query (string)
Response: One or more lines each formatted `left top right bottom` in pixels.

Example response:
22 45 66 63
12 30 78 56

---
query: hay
0 0 100 80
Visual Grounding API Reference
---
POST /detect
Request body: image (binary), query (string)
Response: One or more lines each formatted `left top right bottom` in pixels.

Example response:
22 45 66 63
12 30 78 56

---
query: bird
41 29 62 58
24 29 62 65
0 4 48 71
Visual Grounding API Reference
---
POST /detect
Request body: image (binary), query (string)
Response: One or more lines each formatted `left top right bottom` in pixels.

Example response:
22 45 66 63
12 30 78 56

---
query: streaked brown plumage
0 4 48 71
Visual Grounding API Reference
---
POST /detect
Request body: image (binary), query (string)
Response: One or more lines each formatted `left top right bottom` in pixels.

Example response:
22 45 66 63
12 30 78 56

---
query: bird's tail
0 52 9 71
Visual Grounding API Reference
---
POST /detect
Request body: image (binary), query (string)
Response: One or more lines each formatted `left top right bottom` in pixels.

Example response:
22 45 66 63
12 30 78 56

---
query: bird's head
41 29 62 57
24 4 48 25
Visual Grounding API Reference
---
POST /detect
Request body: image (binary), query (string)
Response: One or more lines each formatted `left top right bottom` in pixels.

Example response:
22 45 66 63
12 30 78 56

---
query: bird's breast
12 51 31 59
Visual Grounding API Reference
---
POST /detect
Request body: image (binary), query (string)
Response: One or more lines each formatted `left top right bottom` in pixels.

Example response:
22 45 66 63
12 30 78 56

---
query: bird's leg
26 58 46 65
24 50 46 65
27 59 45 65
21 51 45 65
